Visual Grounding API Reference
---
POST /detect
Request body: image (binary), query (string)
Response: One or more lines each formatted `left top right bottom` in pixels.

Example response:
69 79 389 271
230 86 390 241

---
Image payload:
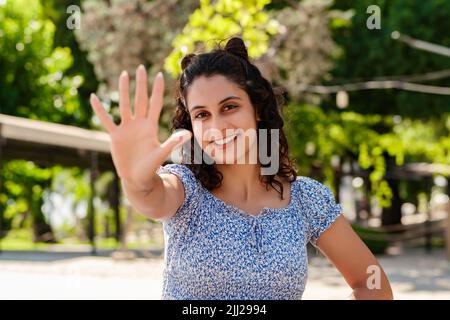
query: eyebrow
189 96 242 113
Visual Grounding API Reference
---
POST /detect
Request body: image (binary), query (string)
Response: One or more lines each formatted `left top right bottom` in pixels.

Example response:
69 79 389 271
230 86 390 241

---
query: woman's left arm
316 214 394 300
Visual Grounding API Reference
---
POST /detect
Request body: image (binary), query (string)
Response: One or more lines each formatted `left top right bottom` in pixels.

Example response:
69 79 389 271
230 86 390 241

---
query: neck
215 163 264 202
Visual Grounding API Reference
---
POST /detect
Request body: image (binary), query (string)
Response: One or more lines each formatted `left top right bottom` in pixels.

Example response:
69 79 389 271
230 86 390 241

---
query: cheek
241 108 258 128
192 123 207 148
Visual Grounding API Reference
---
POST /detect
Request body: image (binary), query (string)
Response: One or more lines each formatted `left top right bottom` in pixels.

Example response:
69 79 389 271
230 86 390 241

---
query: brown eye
224 104 238 111
195 111 208 119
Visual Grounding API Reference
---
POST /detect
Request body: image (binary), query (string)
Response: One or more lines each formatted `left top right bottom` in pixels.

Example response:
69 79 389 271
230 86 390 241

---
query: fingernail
157 71 163 78
121 70 128 77
138 64 145 70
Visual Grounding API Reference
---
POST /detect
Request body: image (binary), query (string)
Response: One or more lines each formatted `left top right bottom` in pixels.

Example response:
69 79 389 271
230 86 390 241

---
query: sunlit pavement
0 248 449 300
304 248 450 300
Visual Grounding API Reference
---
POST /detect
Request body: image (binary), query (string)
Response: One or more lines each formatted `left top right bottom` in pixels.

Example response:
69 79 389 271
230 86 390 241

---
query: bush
352 224 390 255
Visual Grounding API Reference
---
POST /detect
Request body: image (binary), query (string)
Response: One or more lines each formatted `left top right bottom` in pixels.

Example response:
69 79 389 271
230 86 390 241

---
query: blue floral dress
156 163 343 300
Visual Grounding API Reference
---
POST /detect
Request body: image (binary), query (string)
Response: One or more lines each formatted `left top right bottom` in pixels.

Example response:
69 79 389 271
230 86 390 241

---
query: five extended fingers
90 65 165 134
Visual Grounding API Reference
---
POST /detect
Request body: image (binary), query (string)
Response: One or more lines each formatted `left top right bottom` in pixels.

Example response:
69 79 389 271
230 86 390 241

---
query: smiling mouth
211 134 238 147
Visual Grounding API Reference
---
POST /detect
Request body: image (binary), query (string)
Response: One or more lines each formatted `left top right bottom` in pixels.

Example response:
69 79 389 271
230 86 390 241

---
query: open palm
90 65 192 190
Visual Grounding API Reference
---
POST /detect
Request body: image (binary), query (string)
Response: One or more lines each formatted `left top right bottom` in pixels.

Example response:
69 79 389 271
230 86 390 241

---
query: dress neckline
201 177 298 219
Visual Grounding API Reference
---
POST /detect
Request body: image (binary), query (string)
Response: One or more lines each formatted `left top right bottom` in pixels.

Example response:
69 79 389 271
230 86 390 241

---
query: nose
205 115 232 141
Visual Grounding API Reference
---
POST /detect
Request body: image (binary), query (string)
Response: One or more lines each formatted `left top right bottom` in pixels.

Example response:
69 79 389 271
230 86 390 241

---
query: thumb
160 129 193 157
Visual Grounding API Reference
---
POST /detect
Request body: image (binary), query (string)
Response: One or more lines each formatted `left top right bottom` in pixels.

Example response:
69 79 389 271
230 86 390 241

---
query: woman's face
186 74 259 164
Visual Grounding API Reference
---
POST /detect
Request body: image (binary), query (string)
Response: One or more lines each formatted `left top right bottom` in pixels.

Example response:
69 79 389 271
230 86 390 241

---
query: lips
211 134 238 148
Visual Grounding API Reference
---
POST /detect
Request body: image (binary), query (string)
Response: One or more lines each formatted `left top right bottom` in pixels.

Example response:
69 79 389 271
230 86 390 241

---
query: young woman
90 37 393 300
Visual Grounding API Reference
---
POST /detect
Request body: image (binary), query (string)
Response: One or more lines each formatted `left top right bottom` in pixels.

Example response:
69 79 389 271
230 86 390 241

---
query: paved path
304 248 450 299
0 249 449 299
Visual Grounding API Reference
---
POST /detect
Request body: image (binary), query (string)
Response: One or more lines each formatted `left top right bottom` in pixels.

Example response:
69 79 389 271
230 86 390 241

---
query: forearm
121 174 165 217
348 283 394 300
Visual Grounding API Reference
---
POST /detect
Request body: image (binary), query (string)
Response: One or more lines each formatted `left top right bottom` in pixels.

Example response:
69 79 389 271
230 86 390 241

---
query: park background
0 0 450 299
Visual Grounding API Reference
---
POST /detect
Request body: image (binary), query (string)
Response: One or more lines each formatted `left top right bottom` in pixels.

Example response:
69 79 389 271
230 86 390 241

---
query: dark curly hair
172 37 297 200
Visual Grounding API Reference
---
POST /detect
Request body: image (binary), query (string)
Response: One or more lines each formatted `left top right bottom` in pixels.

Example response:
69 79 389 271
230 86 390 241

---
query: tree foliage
0 0 85 240
0 0 84 124
330 0 450 118
164 0 280 77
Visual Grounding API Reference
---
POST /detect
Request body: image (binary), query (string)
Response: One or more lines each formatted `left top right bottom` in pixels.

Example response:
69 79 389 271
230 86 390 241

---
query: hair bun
181 53 196 70
224 37 248 60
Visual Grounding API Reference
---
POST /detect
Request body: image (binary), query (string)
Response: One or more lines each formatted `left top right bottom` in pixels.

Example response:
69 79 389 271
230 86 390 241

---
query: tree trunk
381 177 402 226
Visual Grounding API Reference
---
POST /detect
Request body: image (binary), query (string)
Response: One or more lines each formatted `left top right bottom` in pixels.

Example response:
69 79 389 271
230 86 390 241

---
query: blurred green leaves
284 103 450 208
0 0 83 123
0 0 84 240
164 0 280 77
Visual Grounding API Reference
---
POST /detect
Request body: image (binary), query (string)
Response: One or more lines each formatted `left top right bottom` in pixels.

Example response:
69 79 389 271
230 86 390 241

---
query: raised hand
90 65 192 190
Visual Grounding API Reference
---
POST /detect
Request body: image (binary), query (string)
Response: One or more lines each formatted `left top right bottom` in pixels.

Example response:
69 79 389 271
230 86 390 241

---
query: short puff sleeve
156 163 200 223
300 177 343 247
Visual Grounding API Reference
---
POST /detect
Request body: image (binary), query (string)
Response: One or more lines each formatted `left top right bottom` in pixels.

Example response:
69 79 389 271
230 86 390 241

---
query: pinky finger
90 94 116 133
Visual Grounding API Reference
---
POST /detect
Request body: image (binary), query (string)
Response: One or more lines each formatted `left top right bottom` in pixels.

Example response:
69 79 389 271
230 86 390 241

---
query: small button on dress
156 163 343 300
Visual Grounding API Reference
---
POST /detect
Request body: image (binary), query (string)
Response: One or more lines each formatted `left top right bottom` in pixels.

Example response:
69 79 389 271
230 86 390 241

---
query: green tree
0 0 84 241
330 0 450 118
41 0 99 129
0 0 83 123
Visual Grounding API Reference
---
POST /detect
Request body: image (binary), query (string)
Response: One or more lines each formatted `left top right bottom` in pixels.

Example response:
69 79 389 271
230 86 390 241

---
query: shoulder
157 163 195 177
156 163 201 216
294 175 341 220
295 175 343 245
157 162 200 192
157 163 198 187
295 175 336 200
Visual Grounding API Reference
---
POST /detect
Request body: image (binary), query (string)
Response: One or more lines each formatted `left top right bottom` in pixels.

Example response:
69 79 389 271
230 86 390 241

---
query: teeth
214 134 236 145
